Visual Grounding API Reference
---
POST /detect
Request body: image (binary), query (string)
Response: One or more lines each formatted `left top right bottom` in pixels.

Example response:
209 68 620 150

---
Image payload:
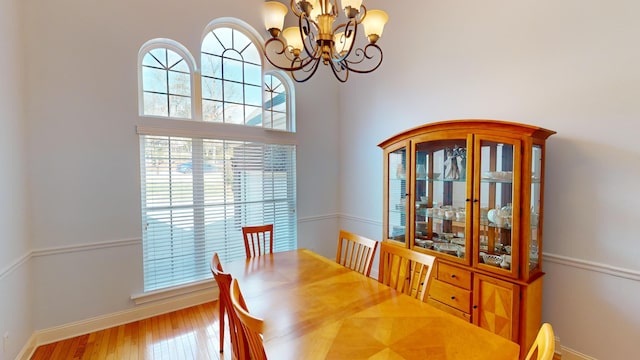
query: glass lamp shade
282 27 305 51
362 9 389 38
341 0 363 10
264 1 289 32
309 0 326 20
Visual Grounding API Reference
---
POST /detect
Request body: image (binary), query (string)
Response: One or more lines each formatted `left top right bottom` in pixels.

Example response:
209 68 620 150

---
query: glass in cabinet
385 143 408 244
412 136 471 264
528 144 544 276
473 136 521 278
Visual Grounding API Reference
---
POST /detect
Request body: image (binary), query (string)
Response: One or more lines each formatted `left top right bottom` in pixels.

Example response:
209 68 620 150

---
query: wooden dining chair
210 253 248 358
525 323 555 360
378 241 436 301
230 278 267 360
336 230 379 277
242 224 274 258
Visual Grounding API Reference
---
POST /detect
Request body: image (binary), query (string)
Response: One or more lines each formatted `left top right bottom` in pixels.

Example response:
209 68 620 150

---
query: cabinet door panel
412 133 472 265
384 142 409 244
473 273 519 342
473 135 521 278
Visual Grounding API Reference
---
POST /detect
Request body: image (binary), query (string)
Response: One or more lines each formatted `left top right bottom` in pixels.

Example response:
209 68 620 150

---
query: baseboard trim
16 284 219 360
560 345 598 360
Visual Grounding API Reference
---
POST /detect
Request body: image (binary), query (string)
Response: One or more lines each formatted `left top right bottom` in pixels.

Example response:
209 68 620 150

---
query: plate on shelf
481 171 513 181
434 243 459 255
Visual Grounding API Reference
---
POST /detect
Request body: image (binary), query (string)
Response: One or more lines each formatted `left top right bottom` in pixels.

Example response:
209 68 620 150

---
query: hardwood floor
30 301 233 360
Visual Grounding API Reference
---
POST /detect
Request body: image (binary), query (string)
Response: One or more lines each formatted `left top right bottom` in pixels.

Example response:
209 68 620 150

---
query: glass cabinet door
413 138 471 264
387 146 407 244
474 136 521 277
529 144 543 275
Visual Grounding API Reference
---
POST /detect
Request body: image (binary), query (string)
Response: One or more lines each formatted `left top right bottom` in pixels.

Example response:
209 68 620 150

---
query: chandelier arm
264 37 319 72
341 43 383 74
329 58 349 82
355 4 367 24
331 19 358 63
330 0 339 17
290 0 303 17
291 56 322 82
299 16 322 61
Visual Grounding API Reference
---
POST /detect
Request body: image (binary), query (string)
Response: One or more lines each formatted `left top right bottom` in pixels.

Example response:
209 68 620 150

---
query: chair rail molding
544 252 640 282
338 214 640 283
0 251 30 281
31 237 141 258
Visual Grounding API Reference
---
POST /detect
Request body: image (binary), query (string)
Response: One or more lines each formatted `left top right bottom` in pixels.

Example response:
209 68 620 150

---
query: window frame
135 19 297 297
137 38 200 120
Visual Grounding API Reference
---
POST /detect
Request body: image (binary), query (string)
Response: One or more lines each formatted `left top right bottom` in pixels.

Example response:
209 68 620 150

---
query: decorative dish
482 253 503 267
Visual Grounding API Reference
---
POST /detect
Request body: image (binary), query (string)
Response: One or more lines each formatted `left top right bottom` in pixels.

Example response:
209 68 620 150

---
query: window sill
131 279 217 306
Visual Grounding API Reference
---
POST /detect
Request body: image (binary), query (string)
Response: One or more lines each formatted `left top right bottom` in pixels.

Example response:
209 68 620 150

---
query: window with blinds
140 135 297 291
137 21 297 293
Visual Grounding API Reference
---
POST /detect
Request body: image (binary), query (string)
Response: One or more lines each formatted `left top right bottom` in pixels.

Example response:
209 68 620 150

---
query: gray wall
337 1 640 359
0 0 32 359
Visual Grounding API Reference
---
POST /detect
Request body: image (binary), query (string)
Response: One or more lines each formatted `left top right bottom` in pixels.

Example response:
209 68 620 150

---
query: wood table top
224 249 520 360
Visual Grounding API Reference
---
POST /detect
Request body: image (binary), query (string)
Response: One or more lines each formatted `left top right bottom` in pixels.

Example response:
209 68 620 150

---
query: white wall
21 0 339 332
13 0 640 359
337 1 640 359
0 0 32 359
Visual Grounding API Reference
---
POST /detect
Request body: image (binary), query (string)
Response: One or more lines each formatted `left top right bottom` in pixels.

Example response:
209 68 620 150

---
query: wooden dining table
224 249 520 360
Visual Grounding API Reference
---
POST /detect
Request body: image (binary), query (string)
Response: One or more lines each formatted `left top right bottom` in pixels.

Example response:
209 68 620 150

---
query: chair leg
219 302 225 352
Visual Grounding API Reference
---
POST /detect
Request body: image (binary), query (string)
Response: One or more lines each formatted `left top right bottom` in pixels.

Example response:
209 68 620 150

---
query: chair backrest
336 230 379 277
210 253 248 359
230 278 267 360
242 224 274 258
378 242 436 301
525 323 555 360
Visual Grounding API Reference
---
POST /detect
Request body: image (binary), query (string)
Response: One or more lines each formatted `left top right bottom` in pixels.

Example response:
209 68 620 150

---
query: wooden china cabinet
379 119 555 358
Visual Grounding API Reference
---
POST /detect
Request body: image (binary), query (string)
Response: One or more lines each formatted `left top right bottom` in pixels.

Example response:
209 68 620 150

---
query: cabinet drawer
428 297 471 322
429 279 471 313
437 262 472 290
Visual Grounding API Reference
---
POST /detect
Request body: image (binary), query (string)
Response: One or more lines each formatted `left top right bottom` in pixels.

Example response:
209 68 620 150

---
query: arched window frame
201 17 295 132
137 38 199 120
264 69 296 132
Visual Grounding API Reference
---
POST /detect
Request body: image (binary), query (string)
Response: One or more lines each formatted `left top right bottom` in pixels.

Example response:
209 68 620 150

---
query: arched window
201 26 262 125
264 71 294 131
138 39 196 119
201 21 294 131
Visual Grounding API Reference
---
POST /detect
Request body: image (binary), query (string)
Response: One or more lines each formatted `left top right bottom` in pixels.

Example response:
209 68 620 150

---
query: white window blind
140 135 297 292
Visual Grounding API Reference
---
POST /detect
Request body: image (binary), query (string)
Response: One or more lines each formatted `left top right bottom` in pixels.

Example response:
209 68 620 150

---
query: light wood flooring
30 301 232 360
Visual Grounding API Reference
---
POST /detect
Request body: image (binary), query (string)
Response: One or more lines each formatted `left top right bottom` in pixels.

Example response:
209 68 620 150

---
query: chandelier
263 0 388 82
